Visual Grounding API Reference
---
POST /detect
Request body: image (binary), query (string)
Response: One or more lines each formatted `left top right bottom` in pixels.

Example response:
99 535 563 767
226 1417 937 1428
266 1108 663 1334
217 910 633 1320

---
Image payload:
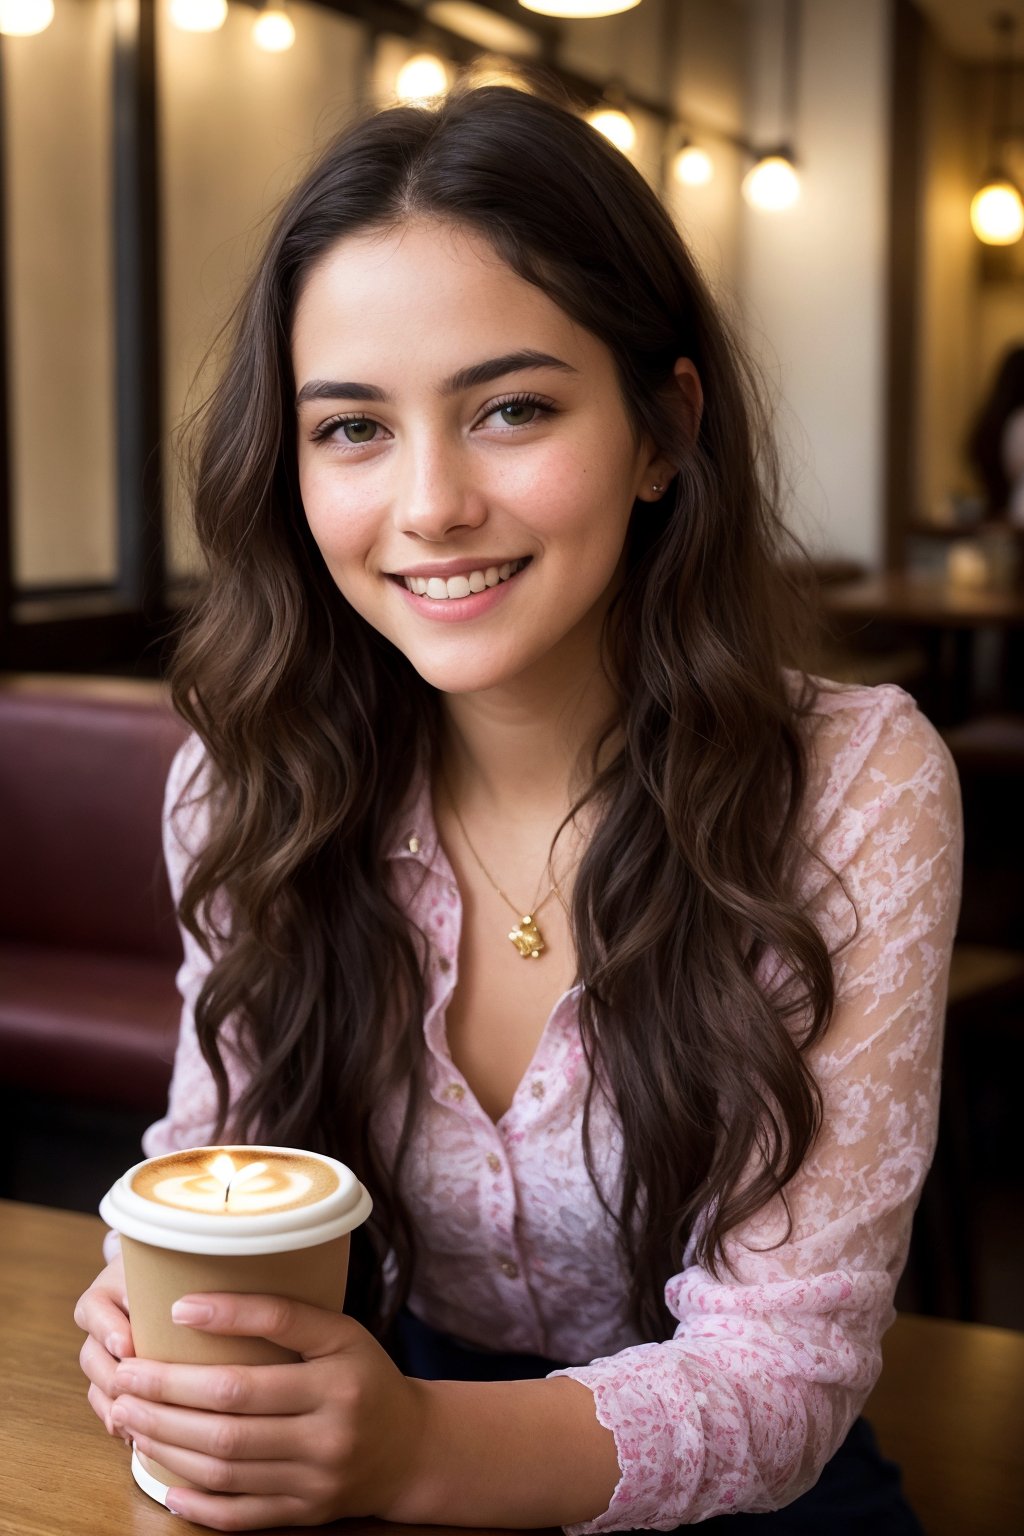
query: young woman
75 86 960 1533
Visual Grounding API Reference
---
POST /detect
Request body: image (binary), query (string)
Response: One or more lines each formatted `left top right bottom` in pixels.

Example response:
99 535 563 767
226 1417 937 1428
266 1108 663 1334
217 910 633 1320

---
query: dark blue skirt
392 1310 923 1534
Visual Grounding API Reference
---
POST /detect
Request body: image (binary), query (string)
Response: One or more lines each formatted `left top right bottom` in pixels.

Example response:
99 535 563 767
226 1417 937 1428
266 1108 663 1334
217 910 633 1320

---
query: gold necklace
441 771 563 960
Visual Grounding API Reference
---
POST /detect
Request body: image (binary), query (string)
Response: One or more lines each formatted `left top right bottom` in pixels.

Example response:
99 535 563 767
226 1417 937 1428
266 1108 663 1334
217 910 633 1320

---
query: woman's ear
638 358 704 500
671 357 703 447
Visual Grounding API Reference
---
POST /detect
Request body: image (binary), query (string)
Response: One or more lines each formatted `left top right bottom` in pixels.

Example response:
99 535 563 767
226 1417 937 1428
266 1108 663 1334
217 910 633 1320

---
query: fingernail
106 1333 125 1359
165 1497 184 1516
171 1299 213 1324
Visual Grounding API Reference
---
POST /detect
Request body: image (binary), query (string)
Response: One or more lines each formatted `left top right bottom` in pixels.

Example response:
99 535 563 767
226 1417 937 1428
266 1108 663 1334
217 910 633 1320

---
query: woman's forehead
290 218 598 381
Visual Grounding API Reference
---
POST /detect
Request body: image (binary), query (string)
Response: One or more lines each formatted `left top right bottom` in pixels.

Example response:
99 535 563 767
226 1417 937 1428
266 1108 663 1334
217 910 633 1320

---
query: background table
3 1199 1023 1535
820 570 1024 720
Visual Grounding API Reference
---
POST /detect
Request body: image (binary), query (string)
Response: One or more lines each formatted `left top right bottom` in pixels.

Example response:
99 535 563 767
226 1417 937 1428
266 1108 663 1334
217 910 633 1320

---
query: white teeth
403 559 525 599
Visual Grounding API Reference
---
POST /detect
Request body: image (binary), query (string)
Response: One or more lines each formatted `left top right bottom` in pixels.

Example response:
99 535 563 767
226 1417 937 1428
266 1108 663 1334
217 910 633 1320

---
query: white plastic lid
99 1145 372 1256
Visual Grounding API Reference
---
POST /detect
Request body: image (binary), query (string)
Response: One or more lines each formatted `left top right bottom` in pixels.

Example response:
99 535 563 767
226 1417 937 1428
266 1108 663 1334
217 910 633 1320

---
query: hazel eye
497 401 538 427
341 418 378 444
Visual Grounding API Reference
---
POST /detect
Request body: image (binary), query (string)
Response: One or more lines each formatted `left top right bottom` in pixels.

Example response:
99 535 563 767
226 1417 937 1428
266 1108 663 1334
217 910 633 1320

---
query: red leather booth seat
0 674 189 1111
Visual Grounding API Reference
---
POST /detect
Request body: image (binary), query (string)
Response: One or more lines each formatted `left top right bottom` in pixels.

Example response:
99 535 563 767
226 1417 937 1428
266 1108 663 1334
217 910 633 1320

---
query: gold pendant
508 913 545 959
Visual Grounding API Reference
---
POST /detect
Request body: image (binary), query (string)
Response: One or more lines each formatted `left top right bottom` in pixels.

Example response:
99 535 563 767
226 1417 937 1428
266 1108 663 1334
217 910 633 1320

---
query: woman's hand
74 1256 136 1444
106 1293 430 1532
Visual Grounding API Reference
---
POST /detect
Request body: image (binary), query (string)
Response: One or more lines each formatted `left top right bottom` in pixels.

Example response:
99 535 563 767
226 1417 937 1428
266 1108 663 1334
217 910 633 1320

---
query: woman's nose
392 438 485 541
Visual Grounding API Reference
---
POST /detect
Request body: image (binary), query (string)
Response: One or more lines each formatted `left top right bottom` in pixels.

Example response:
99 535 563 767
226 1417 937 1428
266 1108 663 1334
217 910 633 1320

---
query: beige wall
740 0 892 567
158 0 365 577
5 0 116 587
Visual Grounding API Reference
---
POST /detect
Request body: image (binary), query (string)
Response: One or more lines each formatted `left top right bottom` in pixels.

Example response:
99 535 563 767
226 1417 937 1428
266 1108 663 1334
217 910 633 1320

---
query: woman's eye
496 400 538 427
339 418 378 444
484 396 550 430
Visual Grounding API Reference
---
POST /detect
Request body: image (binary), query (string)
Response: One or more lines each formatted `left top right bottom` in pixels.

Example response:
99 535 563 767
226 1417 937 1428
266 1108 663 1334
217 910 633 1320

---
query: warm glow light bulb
519 2 641 17
970 180 1024 245
742 154 800 211
673 145 713 187
395 52 450 104
0 0 54 36
170 0 228 32
253 7 295 52
587 107 637 154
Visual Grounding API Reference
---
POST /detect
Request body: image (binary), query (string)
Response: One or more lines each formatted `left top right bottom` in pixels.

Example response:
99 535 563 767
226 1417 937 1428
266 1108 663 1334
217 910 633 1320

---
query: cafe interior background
0 0 1021 1331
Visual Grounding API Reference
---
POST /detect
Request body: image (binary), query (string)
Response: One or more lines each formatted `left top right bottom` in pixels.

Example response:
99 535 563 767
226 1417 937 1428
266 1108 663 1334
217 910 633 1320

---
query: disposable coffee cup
99 1144 372 1506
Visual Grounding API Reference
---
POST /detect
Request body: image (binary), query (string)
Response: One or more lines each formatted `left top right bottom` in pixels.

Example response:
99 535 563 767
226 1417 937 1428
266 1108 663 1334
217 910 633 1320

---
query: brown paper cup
121 1233 352 1491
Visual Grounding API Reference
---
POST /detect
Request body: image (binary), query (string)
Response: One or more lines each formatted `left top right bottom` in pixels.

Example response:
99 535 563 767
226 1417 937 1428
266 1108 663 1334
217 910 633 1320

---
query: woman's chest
441 861 579 1123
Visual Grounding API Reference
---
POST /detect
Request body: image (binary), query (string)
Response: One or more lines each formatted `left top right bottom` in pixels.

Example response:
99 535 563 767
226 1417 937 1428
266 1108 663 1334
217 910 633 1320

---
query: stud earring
651 482 663 495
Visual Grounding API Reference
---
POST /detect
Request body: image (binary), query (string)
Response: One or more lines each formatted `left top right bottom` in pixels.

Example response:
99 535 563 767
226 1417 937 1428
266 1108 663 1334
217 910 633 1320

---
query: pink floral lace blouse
137 680 961 1530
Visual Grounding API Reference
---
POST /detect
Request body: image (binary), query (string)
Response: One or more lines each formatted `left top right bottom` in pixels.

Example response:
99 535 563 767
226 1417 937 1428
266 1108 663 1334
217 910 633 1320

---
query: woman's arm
542 688 962 1531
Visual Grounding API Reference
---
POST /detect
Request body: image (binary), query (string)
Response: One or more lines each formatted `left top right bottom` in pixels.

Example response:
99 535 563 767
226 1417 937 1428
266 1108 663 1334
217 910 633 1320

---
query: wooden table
820 570 1024 720
0 1200 523 1536
3 1200 1023 1535
821 571 1024 629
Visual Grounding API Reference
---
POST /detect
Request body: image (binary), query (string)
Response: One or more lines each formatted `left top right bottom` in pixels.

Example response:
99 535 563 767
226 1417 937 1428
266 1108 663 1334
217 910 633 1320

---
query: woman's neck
438 660 618 832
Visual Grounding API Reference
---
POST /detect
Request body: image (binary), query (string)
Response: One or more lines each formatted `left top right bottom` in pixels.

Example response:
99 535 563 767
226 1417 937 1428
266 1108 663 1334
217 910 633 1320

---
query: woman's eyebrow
295 350 577 409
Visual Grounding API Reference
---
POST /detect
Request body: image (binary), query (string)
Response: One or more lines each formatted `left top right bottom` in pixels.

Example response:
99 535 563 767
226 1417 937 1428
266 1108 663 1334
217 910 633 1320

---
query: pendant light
971 12 1024 247
395 52 451 104
519 2 640 17
587 105 637 153
170 0 228 32
0 0 53 35
252 4 295 53
672 140 713 187
743 0 801 212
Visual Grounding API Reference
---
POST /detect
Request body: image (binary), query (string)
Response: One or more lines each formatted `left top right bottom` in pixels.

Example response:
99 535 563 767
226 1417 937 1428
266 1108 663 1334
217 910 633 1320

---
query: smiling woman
74 85 959 1536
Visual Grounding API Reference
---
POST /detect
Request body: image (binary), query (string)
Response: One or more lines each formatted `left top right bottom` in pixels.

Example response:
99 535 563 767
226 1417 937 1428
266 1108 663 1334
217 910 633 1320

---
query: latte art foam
131 1149 339 1216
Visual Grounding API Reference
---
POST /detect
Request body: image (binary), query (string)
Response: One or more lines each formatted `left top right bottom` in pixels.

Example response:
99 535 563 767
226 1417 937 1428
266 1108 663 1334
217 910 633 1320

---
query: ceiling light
972 13 1023 246
0 0 53 35
672 143 713 187
971 180 1024 245
395 52 450 104
520 1 641 16
742 152 800 211
587 106 636 154
170 0 228 33
253 5 295 52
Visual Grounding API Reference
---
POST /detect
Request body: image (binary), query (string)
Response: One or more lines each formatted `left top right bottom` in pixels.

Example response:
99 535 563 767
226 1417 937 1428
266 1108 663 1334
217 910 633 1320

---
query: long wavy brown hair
171 85 837 1342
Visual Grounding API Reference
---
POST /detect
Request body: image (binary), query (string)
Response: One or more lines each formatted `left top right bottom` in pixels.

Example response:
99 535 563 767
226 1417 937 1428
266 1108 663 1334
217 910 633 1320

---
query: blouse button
438 956 451 973
407 834 421 853
446 1082 465 1101
486 1153 501 1173
499 1259 519 1279
531 1080 545 1100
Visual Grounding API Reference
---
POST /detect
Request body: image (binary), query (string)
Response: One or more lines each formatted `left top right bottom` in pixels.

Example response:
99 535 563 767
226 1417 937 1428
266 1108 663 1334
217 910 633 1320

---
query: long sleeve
141 732 250 1158
552 687 962 1530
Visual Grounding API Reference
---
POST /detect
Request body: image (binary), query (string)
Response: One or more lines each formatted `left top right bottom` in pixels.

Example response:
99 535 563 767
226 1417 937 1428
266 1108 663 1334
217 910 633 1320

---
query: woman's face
292 218 668 697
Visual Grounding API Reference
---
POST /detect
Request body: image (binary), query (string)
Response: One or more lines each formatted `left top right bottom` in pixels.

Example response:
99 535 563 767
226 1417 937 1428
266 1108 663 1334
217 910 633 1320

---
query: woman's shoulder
788 673 959 857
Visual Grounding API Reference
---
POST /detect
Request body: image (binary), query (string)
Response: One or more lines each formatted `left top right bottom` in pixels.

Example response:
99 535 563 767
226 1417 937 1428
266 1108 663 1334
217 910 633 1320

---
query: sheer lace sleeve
140 733 249 1158
553 685 962 1531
